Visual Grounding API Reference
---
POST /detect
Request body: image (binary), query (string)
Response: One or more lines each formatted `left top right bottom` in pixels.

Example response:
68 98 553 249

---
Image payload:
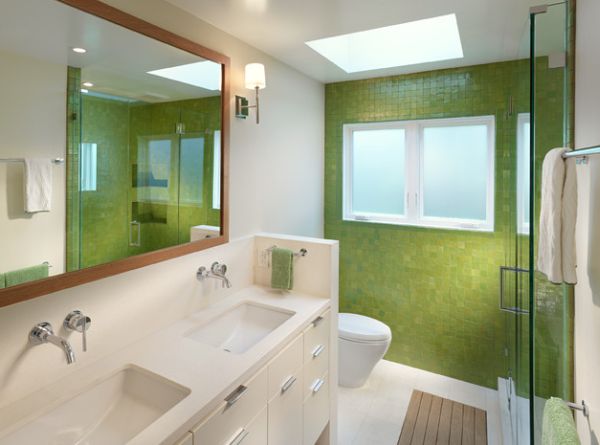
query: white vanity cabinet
190 308 331 445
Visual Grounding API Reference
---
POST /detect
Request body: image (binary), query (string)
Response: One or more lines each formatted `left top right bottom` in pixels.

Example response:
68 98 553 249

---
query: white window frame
517 113 530 235
343 116 496 232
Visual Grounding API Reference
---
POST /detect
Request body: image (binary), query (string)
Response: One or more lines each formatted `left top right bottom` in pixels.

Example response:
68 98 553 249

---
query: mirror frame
0 0 230 308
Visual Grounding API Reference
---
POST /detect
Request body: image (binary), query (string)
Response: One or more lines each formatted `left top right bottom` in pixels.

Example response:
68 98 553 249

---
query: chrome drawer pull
312 344 325 358
225 385 247 407
312 316 324 327
227 428 249 445
281 375 297 394
312 378 325 394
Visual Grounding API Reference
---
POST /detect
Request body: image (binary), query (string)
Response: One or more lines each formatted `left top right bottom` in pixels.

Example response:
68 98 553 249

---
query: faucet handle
211 262 227 275
29 322 54 345
64 310 91 352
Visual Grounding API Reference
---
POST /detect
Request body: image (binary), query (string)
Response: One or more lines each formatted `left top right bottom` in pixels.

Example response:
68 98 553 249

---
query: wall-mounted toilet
338 313 392 388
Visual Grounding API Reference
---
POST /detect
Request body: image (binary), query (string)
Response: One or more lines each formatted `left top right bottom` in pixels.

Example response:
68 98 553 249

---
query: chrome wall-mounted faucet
197 262 232 288
29 322 76 364
64 310 91 352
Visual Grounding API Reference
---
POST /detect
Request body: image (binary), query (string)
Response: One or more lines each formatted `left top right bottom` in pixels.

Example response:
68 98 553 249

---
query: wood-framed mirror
0 0 230 308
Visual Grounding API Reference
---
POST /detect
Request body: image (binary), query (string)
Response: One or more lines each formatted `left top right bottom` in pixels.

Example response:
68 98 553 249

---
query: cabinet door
227 406 267 445
268 369 303 445
303 372 329 445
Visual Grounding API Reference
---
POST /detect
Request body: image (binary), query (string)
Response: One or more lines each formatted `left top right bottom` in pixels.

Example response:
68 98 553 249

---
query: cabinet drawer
268 365 303 445
303 372 330 445
225 406 267 445
173 432 193 445
268 334 303 399
303 310 330 364
193 367 268 445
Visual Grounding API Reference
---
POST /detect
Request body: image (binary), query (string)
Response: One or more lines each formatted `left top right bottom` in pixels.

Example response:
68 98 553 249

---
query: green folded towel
5 264 49 287
542 398 581 445
271 248 294 290
0 273 5 289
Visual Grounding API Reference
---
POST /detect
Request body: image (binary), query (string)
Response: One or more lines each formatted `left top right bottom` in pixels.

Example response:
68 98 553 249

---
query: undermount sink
186 302 295 354
0 366 190 445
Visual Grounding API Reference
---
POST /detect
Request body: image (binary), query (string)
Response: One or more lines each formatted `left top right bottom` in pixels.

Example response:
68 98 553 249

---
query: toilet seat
338 313 391 343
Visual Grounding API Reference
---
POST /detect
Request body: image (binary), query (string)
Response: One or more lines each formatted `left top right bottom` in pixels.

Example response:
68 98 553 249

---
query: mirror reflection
0 0 223 288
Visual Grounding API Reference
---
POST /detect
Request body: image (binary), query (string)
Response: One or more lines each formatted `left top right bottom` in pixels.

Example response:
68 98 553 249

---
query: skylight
147 61 222 91
305 14 463 73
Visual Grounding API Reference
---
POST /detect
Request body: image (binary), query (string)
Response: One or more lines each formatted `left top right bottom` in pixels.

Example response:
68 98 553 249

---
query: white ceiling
0 0 221 102
164 0 565 83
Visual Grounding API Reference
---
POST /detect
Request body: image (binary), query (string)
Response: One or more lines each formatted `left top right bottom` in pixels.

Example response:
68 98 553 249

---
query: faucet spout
29 322 76 365
45 333 76 364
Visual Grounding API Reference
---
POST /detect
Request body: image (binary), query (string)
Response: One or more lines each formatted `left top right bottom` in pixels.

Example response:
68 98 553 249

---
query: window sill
342 216 494 233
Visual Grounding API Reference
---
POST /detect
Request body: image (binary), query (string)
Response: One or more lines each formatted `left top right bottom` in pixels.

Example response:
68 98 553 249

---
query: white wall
574 0 600 442
0 50 66 275
104 0 325 240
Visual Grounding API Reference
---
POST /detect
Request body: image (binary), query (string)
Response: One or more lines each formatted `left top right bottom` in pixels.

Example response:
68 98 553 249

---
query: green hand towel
542 398 581 445
5 264 49 287
271 248 294 290
0 273 5 289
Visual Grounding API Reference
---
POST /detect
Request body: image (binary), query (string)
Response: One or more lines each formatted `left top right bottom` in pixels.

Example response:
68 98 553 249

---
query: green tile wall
66 67 81 272
79 95 130 268
325 58 573 396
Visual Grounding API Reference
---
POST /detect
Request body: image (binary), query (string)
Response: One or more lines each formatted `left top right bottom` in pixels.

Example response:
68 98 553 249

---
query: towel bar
566 400 589 418
266 245 308 257
0 157 64 164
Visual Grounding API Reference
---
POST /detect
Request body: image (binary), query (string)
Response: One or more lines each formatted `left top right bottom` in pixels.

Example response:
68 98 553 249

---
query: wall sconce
235 63 266 124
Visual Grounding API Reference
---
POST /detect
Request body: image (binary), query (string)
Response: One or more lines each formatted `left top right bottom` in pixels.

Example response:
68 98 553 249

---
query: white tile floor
338 360 502 445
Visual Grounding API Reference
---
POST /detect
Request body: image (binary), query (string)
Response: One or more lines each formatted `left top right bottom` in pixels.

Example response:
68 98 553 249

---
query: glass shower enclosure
501 2 572 444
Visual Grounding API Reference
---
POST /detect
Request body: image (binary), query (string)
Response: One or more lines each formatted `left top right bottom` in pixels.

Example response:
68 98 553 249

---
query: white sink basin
0 366 190 445
186 302 295 354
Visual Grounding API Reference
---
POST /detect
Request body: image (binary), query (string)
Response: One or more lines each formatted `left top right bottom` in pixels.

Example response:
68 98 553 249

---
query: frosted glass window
212 130 221 209
517 114 530 234
422 125 489 221
343 116 495 231
80 143 97 192
180 137 204 205
351 129 405 215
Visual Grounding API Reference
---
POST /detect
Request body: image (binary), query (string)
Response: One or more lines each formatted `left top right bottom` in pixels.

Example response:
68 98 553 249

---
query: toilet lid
339 313 392 342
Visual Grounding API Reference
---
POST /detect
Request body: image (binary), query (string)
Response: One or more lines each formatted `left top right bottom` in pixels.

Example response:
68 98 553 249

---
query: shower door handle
129 220 141 247
499 266 530 314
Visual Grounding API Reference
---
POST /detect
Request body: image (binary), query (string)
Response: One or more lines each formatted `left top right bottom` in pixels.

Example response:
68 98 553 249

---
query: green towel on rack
0 273 5 289
271 248 294 290
5 264 49 287
542 398 580 445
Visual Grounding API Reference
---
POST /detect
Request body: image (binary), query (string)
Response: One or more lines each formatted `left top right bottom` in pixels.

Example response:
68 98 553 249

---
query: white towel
537 148 577 284
24 159 53 213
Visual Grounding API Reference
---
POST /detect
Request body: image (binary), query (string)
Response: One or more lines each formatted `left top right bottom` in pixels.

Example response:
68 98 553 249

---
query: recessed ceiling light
147 61 222 91
305 14 463 73
82 82 94 88
80 88 89 94
72 47 87 54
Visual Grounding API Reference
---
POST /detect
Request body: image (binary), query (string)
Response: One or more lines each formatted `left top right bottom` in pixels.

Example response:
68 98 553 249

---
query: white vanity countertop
0 285 330 445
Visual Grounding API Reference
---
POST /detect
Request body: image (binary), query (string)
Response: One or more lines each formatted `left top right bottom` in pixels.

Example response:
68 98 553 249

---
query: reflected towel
271 248 294 290
5 264 49 287
0 273 5 289
542 398 580 445
24 158 53 213
537 148 577 284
